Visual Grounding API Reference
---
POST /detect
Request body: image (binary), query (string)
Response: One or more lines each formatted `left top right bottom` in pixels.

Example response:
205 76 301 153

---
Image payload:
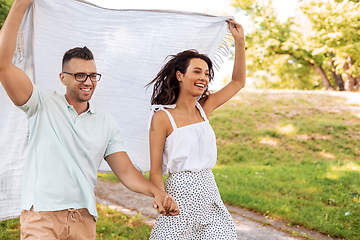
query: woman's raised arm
200 19 246 117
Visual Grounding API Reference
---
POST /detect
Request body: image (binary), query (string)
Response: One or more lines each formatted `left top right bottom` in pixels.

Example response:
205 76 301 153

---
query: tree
301 0 360 91
232 0 360 91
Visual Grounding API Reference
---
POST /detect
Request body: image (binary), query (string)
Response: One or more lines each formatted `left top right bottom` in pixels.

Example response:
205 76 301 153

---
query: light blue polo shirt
18 84 125 220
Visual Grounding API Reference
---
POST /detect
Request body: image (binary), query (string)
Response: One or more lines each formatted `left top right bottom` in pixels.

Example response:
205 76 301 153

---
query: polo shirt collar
87 102 97 114
61 95 97 114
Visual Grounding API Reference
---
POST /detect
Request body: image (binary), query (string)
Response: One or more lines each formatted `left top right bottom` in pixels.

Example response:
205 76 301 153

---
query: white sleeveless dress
149 102 237 240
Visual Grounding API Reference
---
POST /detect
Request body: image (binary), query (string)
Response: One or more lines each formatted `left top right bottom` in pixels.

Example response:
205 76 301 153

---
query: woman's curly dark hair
147 49 214 105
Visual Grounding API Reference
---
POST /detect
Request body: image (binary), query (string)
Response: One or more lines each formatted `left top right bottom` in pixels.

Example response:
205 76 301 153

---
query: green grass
0 218 19 240
211 91 360 239
0 204 152 240
96 204 151 240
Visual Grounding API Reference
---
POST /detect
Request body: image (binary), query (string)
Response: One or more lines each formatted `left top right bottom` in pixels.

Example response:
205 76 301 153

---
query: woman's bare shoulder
151 110 171 128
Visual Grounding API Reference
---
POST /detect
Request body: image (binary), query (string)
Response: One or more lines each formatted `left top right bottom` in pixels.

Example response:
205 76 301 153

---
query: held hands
153 193 180 216
226 19 245 43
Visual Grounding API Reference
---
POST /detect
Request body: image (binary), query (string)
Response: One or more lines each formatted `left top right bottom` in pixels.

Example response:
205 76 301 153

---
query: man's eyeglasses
62 72 102 82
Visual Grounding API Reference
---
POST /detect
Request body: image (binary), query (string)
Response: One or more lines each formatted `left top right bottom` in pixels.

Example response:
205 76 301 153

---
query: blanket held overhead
0 0 231 221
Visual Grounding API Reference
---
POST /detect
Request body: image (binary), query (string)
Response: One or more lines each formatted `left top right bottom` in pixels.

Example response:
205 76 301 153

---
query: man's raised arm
0 0 33 106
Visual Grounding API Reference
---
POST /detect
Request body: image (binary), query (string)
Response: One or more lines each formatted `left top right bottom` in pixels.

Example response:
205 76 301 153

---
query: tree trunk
343 57 360 92
330 71 345 91
314 66 335 90
348 75 360 92
347 74 356 91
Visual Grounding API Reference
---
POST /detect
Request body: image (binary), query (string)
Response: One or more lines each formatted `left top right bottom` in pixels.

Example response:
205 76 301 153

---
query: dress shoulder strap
196 101 209 122
149 104 177 130
161 109 177 130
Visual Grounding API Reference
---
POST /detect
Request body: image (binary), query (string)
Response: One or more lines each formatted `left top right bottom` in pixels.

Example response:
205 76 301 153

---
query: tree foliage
301 0 360 90
0 0 12 28
232 0 360 91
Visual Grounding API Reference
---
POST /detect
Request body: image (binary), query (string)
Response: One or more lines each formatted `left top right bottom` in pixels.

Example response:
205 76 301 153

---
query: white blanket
0 0 231 220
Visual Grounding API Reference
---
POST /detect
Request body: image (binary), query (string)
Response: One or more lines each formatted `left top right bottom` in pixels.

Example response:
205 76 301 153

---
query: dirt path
95 179 339 240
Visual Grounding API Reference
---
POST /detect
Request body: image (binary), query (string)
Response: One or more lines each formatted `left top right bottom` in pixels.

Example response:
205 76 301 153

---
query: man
0 0 179 239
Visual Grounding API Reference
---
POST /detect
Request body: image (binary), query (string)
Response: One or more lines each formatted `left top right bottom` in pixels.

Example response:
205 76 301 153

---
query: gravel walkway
95 179 339 240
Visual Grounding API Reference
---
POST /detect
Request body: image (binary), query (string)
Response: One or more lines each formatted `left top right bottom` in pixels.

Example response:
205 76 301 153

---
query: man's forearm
119 166 163 197
105 151 163 197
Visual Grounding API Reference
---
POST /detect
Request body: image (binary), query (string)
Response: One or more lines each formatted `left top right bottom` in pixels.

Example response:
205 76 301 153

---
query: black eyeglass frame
62 72 102 82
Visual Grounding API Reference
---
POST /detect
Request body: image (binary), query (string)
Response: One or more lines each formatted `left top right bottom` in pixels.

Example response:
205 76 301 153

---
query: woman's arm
200 19 246 117
149 111 172 191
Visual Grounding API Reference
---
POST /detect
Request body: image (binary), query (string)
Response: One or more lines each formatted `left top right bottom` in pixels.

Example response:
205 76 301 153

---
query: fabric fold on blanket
0 0 231 221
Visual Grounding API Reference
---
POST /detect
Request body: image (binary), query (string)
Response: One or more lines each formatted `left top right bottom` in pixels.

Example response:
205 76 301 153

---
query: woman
148 19 245 239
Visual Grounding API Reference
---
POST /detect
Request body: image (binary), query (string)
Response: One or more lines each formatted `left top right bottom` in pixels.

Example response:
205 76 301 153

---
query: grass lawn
0 218 19 240
211 90 360 239
96 205 151 239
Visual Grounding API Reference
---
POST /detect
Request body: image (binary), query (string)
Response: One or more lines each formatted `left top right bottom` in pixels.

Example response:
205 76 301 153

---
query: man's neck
64 94 89 115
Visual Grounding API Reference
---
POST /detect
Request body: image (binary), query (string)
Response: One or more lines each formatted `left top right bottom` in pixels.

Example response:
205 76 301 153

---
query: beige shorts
20 207 96 240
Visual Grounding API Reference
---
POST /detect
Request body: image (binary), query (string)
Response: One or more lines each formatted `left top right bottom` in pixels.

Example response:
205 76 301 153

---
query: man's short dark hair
62 46 94 70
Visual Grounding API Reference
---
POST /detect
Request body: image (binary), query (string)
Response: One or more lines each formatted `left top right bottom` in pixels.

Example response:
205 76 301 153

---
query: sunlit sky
88 0 300 89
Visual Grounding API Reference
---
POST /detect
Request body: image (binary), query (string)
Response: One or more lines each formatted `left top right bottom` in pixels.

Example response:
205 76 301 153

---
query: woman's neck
174 95 198 115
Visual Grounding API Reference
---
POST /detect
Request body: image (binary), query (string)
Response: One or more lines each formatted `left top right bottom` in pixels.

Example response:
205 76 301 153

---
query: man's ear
59 73 66 85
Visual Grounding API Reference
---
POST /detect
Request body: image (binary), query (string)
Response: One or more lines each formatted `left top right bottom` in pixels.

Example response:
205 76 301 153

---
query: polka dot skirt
150 169 237 240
